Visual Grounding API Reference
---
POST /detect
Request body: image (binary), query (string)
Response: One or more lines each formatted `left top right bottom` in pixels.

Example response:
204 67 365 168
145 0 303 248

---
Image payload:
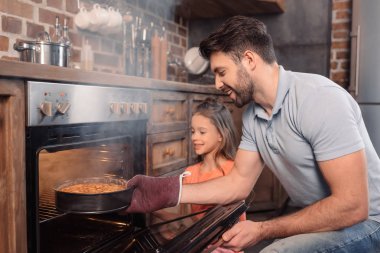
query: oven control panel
27 81 151 126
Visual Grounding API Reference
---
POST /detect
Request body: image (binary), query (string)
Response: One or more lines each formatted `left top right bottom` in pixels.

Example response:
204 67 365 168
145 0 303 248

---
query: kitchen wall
0 0 188 81
187 0 351 88
330 0 351 89
0 0 351 87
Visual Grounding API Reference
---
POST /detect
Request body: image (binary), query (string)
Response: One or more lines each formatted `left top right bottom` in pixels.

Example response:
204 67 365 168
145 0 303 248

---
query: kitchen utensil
184 46 209 75
14 39 70 67
55 177 134 214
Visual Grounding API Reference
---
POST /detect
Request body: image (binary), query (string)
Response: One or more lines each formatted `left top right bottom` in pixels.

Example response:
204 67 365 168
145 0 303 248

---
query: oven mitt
125 172 190 213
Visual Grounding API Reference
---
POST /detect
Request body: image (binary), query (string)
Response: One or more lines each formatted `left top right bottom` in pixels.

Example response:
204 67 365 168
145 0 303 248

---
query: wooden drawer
148 91 189 134
147 130 189 176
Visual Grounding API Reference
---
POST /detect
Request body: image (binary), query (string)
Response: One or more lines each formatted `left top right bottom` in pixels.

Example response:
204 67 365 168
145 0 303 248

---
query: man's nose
215 76 223 90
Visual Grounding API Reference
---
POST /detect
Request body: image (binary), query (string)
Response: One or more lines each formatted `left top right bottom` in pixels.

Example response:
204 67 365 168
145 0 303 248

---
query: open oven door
90 200 249 253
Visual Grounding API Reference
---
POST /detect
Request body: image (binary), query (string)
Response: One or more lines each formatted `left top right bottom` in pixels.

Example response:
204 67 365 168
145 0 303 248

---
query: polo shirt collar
253 65 290 120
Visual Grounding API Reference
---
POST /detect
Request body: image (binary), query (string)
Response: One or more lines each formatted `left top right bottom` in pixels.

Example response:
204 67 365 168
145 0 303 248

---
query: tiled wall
0 0 188 82
330 0 351 88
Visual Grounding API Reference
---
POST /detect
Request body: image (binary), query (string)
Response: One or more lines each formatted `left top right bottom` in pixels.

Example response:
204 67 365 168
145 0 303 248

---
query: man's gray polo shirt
239 66 380 222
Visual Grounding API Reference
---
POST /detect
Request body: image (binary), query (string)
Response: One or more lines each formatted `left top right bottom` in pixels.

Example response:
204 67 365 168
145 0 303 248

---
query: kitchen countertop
0 59 219 94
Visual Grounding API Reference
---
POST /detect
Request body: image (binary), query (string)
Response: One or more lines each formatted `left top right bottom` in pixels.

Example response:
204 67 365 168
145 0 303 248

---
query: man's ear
242 50 256 70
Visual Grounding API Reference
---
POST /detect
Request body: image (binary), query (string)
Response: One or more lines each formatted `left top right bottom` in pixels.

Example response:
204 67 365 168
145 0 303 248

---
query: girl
151 98 246 252
184 97 246 221
184 98 246 253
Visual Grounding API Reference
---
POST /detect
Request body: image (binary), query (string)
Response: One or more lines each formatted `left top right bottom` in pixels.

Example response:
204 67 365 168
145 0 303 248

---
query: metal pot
55 177 134 214
14 40 70 67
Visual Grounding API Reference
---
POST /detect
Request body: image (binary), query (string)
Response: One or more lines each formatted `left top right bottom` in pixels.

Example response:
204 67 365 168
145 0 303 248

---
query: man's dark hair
199 15 277 64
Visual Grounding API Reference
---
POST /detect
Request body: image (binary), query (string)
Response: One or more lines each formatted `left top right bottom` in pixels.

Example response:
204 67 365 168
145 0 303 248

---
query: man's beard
233 66 254 108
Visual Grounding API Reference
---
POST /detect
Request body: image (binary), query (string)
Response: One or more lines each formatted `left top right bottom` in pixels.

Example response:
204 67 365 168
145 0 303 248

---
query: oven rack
39 191 64 222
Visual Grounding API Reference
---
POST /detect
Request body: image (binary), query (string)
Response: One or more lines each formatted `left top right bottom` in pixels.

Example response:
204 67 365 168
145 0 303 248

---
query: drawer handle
163 148 175 157
165 107 175 115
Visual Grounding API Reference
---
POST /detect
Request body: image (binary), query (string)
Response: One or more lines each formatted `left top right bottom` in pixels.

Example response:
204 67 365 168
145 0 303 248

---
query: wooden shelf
176 0 285 19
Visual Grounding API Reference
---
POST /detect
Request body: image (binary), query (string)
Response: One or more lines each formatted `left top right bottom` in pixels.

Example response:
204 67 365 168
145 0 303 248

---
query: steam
73 0 188 81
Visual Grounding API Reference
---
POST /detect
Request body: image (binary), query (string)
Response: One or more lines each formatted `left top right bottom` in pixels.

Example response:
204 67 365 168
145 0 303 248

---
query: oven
25 81 248 253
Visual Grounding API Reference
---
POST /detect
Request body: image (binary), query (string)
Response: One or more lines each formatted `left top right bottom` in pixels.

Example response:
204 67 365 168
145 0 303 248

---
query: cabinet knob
163 148 175 157
165 107 175 115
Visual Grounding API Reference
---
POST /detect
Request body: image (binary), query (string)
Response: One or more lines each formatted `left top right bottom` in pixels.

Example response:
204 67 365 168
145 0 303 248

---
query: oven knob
121 103 130 114
110 102 121 115
56 102 71 114
139 103 148 114
39 101 53 116
130 103 140 114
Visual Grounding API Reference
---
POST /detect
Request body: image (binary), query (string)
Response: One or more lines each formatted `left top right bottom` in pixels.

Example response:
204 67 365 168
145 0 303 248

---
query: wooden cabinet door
0 79 27 253
147 130 189 176
147 91 189 134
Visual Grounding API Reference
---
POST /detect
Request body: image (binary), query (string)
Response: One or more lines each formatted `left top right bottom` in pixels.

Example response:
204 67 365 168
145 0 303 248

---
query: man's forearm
180 174 252 205
259 195 368 240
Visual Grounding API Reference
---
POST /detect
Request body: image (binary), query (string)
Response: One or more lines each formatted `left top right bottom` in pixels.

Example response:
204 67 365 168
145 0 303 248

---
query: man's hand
220 220 264 251
125 175 181 213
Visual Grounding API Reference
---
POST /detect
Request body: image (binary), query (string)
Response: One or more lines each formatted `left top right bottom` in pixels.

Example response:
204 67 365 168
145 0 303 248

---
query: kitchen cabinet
146 91 190 176
147 130 189 176
147 91 189 134
176 0 285 19
0 79 27 253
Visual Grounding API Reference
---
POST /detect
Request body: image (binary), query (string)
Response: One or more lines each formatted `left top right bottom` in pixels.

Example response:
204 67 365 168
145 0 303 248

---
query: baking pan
55 177 134 214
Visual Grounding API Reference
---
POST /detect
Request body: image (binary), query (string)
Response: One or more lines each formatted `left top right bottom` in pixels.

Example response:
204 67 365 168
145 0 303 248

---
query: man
127 16 380 252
